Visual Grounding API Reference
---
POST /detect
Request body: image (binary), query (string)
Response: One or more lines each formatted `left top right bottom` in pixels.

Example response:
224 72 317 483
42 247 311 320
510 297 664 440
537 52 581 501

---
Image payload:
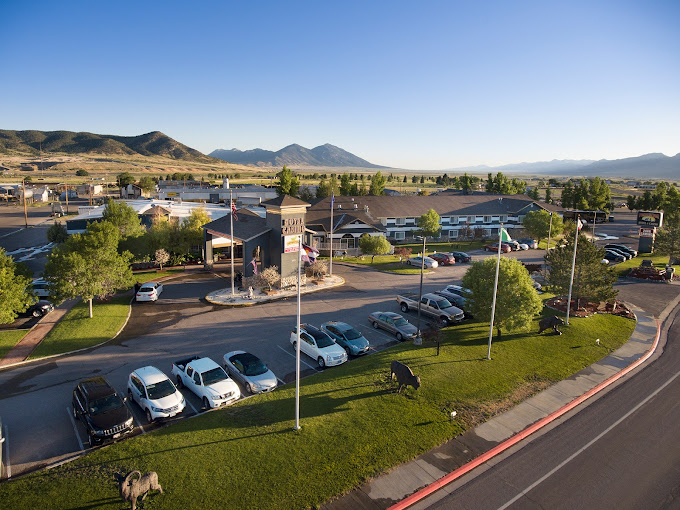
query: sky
1 0 679 170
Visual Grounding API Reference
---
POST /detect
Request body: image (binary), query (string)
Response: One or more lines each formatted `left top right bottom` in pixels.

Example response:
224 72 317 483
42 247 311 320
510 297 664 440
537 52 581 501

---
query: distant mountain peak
209 143 383 168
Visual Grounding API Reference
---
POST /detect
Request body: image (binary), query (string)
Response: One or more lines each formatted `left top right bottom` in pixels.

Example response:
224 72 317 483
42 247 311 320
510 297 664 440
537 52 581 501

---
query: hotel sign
637 211 663 228
284 235 301 253
281 217 305 235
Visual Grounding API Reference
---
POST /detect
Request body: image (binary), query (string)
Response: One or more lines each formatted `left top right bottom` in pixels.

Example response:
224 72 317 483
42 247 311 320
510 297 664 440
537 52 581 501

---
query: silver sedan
223 351 278 394
368 312 418 341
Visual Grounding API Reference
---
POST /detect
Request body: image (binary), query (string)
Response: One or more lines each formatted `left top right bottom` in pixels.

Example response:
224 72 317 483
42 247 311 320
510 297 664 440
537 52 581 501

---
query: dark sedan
26 300 54 317
449 251 471 263
430 253 455 266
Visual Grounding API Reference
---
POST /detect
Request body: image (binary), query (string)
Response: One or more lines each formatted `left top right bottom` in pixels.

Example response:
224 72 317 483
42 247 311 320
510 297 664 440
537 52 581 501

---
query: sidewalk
323 304 663 510
0 299 78 368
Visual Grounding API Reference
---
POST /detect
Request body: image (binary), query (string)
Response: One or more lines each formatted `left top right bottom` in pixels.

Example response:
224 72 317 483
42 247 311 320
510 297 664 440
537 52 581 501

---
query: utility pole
22 178 28 228
64 183 69 214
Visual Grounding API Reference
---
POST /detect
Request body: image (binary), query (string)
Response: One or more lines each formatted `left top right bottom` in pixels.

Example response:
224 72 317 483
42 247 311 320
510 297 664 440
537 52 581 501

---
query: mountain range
210 143 384 168
445 153 680 180
0 129 216 163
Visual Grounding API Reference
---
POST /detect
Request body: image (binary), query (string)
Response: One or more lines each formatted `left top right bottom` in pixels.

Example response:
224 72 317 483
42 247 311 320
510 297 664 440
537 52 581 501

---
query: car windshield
342 327 363 341
315 334 334 348
201 367 227 385
90 394 124 414
145 379 176 400
235 354 268 376
435 298 452 309
393 317 408 327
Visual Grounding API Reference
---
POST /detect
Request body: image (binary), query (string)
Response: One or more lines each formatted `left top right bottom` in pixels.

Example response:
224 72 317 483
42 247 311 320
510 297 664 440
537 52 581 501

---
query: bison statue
538 316 564 335
391 360 421 393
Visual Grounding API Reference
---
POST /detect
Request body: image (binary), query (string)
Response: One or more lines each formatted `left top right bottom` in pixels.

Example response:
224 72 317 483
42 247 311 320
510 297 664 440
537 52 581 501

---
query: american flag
231 200 238 221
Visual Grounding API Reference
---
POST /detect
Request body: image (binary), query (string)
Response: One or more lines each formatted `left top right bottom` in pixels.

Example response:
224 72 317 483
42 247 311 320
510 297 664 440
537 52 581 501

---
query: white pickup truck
171 356 240 409
396 292 465 326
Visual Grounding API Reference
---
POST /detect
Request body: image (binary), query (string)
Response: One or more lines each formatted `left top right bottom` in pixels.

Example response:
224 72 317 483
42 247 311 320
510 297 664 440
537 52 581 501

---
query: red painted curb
389 318 661 510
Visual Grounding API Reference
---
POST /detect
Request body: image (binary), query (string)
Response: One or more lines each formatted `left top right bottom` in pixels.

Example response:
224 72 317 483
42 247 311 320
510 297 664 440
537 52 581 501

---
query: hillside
210 143 384 168
0 129 216 163
565 153 680 179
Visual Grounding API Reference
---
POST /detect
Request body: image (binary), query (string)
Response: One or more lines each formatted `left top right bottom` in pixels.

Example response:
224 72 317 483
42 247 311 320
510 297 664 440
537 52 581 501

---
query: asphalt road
419 292 680 510
0 259 485 478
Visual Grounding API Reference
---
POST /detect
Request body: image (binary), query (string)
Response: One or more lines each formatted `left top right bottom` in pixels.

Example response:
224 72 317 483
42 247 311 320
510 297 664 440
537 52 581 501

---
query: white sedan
290 324 348 368
406 256 438 268
223 351 278 394
136 281 163 302
127 366 185 423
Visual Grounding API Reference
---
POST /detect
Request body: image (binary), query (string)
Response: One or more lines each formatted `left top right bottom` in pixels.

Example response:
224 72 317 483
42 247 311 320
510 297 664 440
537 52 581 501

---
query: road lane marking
497 368 680 510
277 345 318 370
276 377 286 386
3 425 10 479
182 393 198 415
126 402 146 434
66 407 84 451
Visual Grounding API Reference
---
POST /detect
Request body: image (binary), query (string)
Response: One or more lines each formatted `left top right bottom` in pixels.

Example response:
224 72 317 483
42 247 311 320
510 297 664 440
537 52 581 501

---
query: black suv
72 377 134 447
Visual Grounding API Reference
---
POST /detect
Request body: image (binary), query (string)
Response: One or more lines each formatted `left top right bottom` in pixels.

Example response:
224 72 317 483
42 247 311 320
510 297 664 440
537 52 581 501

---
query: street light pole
415 234 426 345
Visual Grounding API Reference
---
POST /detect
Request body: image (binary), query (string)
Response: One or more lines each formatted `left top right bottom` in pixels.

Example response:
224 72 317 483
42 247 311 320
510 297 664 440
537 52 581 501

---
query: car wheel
88 434 95 448
145 409 153 423
203 397 210 410
317 357 326 368
292 341 297 350
127 388 133 403
396 332 403 341
372 320 379 329
440 317 449 327
400 303 409 313
344 346 351 356
32 309 41 318
176 376 183 389
72 405 77 420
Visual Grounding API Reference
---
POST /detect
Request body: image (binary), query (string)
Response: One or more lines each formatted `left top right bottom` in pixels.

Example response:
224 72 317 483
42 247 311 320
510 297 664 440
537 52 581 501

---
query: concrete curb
387 313 662 510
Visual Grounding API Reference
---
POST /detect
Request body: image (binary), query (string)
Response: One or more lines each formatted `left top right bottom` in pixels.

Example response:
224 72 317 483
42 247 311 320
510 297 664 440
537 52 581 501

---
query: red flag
231 200 238 221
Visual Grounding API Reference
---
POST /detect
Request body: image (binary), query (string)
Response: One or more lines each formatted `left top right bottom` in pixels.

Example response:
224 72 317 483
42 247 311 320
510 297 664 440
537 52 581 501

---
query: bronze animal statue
115 470 163 510
391 360 421 393
538 316 564 335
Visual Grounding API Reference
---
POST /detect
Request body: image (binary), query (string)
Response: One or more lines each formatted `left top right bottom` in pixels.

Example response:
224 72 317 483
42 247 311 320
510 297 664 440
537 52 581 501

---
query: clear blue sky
2 1 678 169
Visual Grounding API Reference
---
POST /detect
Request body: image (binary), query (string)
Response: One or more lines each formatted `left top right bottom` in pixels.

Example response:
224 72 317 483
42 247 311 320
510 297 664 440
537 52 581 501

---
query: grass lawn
0 308 635 509
612 253 679 278
133 268 185 284
0 329 29 359
28 296 131 359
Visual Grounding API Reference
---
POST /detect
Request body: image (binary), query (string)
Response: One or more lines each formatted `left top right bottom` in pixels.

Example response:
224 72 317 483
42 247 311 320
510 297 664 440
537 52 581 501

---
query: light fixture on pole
487 224 508 360
230 190 235 296
329 194 334 276
415 234 426 345
566 216 581 325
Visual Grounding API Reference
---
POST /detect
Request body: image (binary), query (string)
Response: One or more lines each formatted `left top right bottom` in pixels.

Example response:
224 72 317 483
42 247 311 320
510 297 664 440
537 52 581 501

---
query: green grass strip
28 296 130 359
0 329 29 360
613 253 679 278
1 310 635 509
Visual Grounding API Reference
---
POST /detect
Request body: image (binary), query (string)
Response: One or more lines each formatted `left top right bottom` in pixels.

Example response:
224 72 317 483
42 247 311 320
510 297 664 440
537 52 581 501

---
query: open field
0 308 635 509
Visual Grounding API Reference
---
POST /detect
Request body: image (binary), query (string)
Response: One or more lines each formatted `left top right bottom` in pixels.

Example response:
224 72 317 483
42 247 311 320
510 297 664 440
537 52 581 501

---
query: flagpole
329 194 334 276
294 234 302 431
488 224 503 360
230 190 235 296
566 216 579 325
545 212 553 279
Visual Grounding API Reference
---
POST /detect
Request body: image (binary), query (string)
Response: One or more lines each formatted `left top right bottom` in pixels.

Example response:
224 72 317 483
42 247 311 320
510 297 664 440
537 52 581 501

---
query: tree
358 234 392 262
75 169 89 176
260 265 280 290
180 207 211 256
340 173 352 196
527 187 540 200
47 221 69 244
545 231 618 309
0 248 33 324
101 198 144 239
316 177 330 198
138 176 156 194
44 222 132 318
462 257 543 340
544 188 553 204
116 172 136 187
275 166 300 197
654 223 680 265
154 249 169 270
417 209 441 239
369 171 386 196
626 195 638 211
522 210 563 246
299 186 315 203
460 173 473 194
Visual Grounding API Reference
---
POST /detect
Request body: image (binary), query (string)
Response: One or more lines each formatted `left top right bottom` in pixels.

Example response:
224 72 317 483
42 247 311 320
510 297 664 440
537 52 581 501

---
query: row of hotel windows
384 215 509 225
388 228 497 240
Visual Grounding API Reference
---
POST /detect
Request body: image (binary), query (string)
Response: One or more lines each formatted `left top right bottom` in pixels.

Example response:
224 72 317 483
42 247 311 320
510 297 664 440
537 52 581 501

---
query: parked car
517 243 530 251
430 253 455 266
290 324 348 368
604 250 625 263
72 377 134 447
594 233 619 241
135 282 163 302
223 350 278 394
518 238 538 249
443 284 473 298
172 356 240 409
449 251 471 263
406 256 438 268
605 248 632 260
320 321 370 356
484 243 512 253
368 311 418 341
605 244 637 257
504 240 521 251
26 300 54 317
30 279 51 298
127 366 185 423
434 290 473 318
396 293 465 326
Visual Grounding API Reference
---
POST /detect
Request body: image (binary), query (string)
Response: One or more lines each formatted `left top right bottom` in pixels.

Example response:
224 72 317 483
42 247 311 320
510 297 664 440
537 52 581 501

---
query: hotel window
484 216 491 223
500 215 507 223
448 229 458 238
396 218 406 225
394 231 405 240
